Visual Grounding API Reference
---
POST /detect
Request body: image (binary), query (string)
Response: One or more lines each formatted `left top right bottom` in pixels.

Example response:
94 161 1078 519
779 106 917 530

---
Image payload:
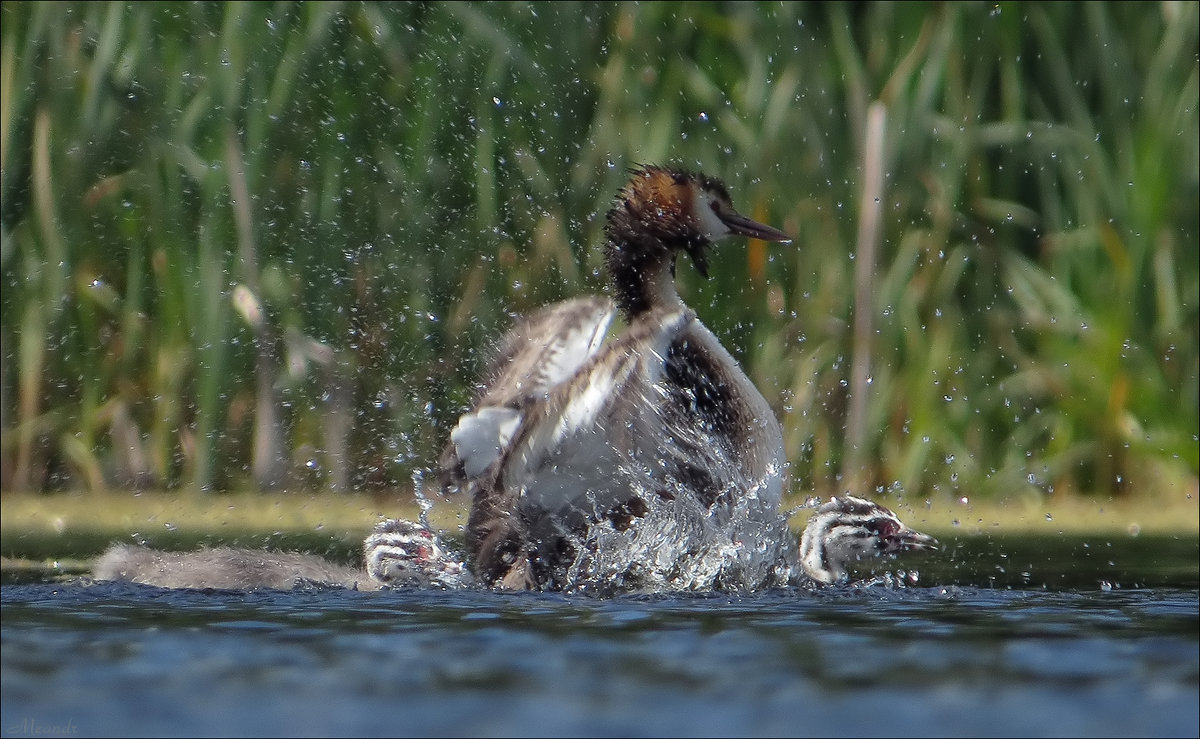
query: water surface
3 533 1197 737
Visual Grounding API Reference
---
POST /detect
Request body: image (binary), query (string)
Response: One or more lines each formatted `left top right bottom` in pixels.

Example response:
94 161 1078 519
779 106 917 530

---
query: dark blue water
3 579 1197 738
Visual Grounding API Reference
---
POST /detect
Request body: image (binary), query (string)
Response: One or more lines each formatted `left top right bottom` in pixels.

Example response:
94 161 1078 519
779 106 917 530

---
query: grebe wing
501 313 786 518
493 308 690 518
442 297 616 488
482 297 616 406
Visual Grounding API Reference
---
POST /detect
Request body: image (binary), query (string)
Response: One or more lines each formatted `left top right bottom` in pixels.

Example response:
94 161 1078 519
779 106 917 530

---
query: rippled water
3 571 1197 738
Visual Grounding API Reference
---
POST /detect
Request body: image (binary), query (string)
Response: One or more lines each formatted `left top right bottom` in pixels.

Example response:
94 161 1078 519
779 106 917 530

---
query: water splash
552 427 796 595
565 487 797 595
411 467 433 530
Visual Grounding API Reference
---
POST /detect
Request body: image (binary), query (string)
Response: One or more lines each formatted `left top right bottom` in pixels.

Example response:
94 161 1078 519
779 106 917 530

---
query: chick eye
709 201 720 213
868 519 900 538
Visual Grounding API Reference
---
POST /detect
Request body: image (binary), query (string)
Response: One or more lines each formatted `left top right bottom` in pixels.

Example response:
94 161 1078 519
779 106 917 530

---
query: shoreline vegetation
3 488 1196 573
3 487 1197 539
2 3 1196 508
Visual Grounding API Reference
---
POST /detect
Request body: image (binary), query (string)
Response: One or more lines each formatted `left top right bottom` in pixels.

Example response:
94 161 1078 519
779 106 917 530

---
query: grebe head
604 165 790 316
364 519 468 587
799 495 938 585
606 164 790 274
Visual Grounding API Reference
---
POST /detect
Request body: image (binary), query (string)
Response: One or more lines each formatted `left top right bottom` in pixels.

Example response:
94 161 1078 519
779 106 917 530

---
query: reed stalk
0 2 1194 507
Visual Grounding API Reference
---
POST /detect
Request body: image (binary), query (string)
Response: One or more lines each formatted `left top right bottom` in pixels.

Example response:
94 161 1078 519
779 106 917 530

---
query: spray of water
548 412 797 594
411 467 434 531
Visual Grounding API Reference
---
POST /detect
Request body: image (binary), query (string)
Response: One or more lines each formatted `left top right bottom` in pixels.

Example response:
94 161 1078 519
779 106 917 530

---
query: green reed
1 2 1196 504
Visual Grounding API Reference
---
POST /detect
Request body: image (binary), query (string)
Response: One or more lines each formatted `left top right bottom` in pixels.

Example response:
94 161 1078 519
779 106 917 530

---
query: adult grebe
441 164 794 590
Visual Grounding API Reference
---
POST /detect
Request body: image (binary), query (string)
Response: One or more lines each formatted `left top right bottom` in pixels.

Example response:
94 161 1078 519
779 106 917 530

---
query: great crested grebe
89 165 938 594
91 497 935 591
440 164 795 590
92 518 473 591
798 495 938 585
92 542 380 591
362 518 473 588
362 495 935 590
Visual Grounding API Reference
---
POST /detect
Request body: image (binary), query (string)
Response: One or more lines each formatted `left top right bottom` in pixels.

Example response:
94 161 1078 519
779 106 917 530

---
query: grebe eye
869 519 900 538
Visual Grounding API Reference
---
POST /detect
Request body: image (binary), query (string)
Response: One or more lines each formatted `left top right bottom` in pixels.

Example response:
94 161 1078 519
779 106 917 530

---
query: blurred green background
1 1 1196 511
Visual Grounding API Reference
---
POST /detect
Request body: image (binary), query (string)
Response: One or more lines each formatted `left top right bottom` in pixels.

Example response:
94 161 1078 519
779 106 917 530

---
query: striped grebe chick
797 495 938 586
92 543 379 591
93 520 471 591
363 518 473 589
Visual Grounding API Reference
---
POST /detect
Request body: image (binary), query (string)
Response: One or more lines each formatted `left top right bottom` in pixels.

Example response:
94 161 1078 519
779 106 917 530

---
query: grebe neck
604 231 695 319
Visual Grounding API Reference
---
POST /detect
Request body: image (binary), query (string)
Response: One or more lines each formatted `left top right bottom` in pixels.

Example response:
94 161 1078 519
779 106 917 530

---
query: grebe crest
798 495 939 585
604 165 790 317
